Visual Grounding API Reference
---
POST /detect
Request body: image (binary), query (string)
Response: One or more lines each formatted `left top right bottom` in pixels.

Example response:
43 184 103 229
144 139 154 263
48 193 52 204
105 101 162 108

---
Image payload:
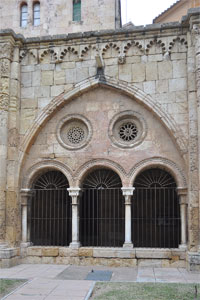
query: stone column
192 22 200 251
68 188 81 249
177 188 188 249
0 40 13 244
20 189 32 246
122 187 135 248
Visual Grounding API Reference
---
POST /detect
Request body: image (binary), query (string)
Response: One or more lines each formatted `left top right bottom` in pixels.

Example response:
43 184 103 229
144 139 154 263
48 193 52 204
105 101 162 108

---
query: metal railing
30 189 72 246
132 187 180 248
80 188 125 247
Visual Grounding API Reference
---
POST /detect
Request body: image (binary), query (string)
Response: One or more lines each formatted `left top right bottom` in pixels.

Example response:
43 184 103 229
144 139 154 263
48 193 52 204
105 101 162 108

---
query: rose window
67 127 85 144
119 122 138 141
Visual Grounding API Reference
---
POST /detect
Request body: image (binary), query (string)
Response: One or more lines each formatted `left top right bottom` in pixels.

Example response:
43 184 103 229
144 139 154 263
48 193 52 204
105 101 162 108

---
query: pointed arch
18 75 187 183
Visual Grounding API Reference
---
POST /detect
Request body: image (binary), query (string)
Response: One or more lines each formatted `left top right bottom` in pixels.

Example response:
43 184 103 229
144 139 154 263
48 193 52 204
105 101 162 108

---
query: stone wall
0 8 200 269
0 0 121 38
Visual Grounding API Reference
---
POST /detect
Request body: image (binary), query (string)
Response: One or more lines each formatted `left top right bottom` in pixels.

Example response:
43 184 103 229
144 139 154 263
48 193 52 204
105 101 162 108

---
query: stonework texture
0 3 200 270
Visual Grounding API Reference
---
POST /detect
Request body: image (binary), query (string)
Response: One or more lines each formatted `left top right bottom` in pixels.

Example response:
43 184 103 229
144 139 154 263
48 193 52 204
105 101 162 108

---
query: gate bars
29 187 181 248
132 187 181 248
30 189 71 246
80 188 125 247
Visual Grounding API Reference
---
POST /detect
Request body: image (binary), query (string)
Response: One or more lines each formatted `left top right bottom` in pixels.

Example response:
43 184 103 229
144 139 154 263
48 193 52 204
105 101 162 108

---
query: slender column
21 189 32 245
177 188 188 249
68 188 81 249
0 40 13 244
122 187 135 248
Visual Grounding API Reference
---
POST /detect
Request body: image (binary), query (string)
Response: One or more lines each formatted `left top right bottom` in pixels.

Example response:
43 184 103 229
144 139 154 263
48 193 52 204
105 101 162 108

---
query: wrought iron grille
80 169 124 247
30 171 71 246
80 188 125 247
132 168 180 248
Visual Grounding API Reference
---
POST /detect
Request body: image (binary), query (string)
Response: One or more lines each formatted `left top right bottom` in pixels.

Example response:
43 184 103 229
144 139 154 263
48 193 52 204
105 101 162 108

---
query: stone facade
0 3 200 270
0 0 121 38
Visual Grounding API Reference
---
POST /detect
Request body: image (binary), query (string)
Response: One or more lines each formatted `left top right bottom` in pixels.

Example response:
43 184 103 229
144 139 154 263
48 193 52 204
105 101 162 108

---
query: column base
20 242 32 248
179 244 187 250
123 242 133 249
69 242 81 249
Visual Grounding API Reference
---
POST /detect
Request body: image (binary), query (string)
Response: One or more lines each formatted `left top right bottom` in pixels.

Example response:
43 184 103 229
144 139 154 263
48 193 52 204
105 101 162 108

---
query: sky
121 0 179 25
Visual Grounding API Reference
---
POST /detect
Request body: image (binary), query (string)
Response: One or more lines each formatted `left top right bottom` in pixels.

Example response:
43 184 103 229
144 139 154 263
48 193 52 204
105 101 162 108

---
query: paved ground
1 264 200 299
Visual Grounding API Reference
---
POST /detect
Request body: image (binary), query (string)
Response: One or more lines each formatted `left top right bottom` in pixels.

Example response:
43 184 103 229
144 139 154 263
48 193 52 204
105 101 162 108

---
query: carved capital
20 189 32 206
121 187 135 196
0 43 13 60
177 187 188 205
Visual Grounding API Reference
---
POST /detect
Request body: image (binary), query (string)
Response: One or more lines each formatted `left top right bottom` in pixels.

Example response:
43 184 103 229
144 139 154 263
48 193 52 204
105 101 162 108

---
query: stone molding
18 35 188 63
18 75 188 179
74 158 126 186
21 159 74 189
56 114 93 151
129 157 187 188
108 110 147 149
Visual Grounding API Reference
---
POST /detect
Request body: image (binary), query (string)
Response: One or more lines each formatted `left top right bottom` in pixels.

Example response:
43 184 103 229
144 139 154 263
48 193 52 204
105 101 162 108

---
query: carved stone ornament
108 111 147 149
56 114 93 150
0 43 13 60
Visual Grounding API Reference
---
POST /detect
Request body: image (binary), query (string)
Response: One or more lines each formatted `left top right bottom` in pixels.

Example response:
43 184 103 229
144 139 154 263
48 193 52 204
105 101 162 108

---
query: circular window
67 127 85 144
119 122 138 141
57 115 92 150
108 111 147 149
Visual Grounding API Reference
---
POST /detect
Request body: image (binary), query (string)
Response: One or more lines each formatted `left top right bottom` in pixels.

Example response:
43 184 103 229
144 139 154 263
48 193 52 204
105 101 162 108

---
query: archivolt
21 160 74 189
129 157 187 188
18 75 187 181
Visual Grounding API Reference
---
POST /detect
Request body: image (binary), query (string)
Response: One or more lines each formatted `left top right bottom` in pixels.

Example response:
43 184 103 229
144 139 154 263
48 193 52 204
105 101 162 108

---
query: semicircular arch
129 157 187 188
74 159 127 187
21 160 74 189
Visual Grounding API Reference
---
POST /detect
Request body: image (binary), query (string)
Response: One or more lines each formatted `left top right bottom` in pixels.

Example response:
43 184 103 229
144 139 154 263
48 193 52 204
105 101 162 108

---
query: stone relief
56 114 93 150
0 43 13 60
108 110 147 149
19 35 188 65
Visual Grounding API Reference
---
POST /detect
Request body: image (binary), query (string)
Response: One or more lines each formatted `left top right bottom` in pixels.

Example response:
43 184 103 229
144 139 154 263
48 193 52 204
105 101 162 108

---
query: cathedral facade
0 0 200 270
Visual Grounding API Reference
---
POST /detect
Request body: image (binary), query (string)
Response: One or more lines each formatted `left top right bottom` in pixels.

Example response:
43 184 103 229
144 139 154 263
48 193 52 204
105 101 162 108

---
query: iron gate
80 188 125 247
30 171 71 246
132 168 181 248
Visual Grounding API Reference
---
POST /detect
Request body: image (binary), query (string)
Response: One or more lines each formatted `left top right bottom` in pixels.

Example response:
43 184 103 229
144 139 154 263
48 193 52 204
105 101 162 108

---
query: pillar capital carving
176 187 187 196
67 187 81 197
20 189 32 206
121 187 135 196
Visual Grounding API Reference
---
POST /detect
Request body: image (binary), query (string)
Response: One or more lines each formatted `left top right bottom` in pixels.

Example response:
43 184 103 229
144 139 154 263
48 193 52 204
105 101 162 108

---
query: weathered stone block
132 63 145 82
78 248 93 257
27 247 42 256
42 247 59 257
146 62 158 81
59 247 79 257
169 78 187 92
158 61 172 79
41 71 54 86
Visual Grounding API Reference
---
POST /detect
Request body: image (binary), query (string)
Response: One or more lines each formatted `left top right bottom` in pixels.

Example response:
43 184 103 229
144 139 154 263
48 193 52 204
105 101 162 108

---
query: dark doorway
80 169 124 247
30 170 71 246
132 168 180 248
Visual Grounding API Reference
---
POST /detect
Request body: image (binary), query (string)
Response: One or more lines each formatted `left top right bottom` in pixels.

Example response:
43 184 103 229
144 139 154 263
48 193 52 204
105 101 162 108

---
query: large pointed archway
18 75 187 188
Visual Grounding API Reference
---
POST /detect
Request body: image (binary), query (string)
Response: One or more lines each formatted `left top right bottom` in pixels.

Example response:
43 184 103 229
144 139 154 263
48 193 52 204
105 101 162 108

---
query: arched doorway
30 170 71 246
132 168 180 248
80 168 124 247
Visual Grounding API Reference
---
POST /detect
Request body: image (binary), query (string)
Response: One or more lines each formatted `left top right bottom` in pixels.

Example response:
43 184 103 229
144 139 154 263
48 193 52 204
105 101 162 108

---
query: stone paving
1 264 200 299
